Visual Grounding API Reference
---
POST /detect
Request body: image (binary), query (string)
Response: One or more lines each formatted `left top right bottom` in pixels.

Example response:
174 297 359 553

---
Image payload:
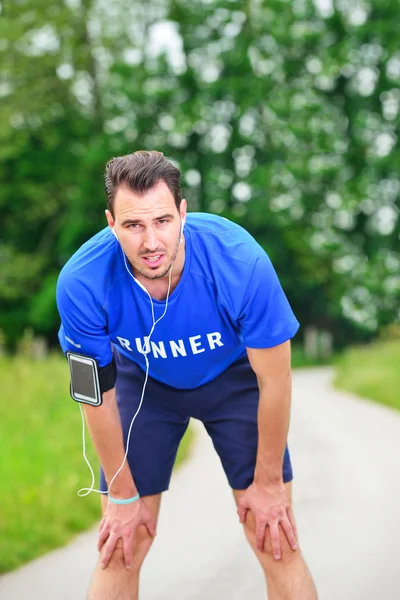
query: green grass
334 339 400 411
0 354 193 574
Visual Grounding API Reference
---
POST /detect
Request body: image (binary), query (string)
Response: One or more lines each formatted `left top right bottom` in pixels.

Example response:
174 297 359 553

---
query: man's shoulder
185 213 268 313
186 212 264 267
186 212 246 235
57 227 121 297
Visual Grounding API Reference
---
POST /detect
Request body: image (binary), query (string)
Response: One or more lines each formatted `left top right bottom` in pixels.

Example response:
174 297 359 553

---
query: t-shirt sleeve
56 271 112 367
239 252 300 348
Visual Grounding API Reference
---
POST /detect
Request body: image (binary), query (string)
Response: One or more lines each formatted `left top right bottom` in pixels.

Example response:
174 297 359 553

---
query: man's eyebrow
121 213 175 226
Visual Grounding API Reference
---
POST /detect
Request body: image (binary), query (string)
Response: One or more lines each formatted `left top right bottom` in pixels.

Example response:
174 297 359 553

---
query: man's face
106 181 187 280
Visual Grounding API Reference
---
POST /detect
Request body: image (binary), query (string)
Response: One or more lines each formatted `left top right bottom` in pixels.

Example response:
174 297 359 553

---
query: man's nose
143 226 157 250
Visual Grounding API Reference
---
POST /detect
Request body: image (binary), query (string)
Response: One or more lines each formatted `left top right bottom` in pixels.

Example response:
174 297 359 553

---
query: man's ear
105 209 115 230
180 198 187 222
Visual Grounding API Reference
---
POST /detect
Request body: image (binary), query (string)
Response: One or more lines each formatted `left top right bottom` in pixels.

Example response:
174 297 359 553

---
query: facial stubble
129 229 182 281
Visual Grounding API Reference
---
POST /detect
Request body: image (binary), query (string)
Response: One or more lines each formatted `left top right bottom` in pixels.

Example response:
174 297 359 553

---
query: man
56 150 318 600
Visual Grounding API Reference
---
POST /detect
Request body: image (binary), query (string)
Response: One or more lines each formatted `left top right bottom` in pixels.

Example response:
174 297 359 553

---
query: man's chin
136 264 172 280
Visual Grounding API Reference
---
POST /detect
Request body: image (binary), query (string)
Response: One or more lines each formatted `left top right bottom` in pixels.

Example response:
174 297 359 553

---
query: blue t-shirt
56 213 299 389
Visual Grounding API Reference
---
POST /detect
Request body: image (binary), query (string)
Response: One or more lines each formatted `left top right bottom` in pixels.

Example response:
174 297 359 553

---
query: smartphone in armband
66 352 102 406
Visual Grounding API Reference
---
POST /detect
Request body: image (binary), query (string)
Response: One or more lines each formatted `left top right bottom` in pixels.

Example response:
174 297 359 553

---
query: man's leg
233 483 318 600
87 493 162 600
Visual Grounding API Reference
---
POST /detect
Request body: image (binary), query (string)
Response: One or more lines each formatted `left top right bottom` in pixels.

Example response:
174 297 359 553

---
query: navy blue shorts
100 351 293 497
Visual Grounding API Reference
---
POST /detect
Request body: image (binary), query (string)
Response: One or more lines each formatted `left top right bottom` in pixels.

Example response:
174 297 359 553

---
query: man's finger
97 525 110 552
281 516 298 550
98 516 105 532
145 518 157 538
269 522 281 560
287 506 298 539
237 503 248 524
123 530 133 570
255 519 267 552
100 533 118 569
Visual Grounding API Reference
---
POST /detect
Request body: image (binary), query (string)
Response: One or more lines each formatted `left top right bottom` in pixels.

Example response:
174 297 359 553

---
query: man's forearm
254 371 292 486
83 387 137 498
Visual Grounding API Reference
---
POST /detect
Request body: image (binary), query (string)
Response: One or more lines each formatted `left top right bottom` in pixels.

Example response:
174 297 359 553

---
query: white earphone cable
77 246 174 498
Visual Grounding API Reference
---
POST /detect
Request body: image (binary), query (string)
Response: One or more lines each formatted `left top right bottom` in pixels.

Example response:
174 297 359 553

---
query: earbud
112 227 119 241
180 218 185 243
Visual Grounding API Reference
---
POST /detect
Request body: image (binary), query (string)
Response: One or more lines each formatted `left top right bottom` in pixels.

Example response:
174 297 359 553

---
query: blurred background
0 0 399 578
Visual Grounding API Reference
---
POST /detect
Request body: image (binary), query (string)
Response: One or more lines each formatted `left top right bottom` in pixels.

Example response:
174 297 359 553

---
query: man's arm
237 340 297 559
56 273 156 569
247 340 292 486
83 387 137 499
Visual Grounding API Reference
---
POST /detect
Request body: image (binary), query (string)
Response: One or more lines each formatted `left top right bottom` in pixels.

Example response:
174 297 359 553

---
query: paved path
1 368 400 599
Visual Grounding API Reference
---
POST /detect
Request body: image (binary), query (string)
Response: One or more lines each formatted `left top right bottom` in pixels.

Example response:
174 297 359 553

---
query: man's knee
101 524 155 574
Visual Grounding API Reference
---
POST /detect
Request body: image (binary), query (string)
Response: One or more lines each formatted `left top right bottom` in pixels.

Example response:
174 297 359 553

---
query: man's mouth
142 255 164 267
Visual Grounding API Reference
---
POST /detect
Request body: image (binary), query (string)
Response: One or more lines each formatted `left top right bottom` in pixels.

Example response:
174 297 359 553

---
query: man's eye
158 219 169 224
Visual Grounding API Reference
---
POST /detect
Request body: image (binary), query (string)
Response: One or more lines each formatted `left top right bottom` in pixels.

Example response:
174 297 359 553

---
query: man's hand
237 481 298 559
97 499 157 570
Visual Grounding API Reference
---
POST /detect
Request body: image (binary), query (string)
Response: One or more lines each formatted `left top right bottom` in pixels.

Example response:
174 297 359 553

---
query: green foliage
334 339 400 411
0 0 399 346
0 353 193 573
291 344 334 368
29 272 59 333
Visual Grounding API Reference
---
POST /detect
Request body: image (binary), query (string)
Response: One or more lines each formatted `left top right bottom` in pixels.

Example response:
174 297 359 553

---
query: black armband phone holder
66 352 116 407
98 357 117 393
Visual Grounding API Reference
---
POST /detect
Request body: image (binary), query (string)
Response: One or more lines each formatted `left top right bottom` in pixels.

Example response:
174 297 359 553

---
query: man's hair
104 150 182 216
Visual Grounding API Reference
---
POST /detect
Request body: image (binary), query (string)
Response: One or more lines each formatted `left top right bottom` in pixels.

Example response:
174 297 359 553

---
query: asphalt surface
1 367 399 599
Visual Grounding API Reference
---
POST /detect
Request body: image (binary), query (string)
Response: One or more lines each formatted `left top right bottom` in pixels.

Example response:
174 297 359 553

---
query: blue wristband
108 493 140 505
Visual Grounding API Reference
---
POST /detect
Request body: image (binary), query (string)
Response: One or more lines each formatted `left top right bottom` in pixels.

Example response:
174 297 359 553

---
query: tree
0 0 398 348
